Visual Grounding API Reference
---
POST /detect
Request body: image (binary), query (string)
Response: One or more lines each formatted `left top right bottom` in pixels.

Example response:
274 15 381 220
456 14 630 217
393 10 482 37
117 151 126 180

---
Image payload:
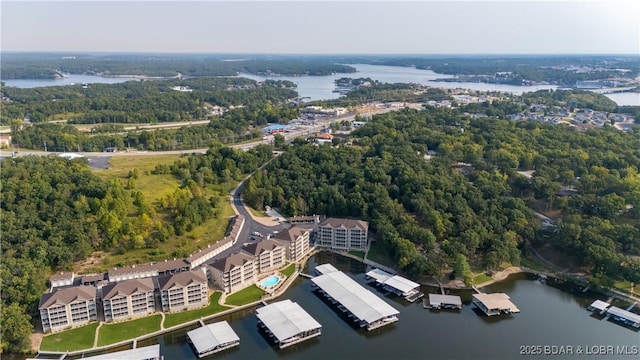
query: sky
1 0 639 55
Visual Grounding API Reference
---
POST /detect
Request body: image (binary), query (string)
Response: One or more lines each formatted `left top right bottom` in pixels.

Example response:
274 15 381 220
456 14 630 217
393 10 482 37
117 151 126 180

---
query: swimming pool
260 275 281 288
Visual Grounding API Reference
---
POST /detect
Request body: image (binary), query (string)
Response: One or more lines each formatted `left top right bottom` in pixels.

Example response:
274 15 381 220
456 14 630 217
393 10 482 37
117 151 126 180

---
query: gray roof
243 239 285 256
366 268 392 283
209 252 255 273
39 285 96 309
472 293 520 312
101 278 155 300
50 272 74 282
428 294 462 306
255 300 321 342
80 274 104 283
187 239 231 264
81 344 160 360
607 306 640 324
187 321 239 355
272 226 309 243
315 263 339 275
157 270 207 291
382 275 420 293
311 271 399 324
588 300 610 311
107 259 189 279
318 218 369 231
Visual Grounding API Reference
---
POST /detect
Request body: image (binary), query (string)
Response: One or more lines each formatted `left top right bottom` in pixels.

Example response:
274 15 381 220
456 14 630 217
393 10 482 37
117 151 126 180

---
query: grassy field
614 280 640 297
78 154 237 273
40 322 99 352
348 250 366 259
473 273 493 284
163 292 230 328
247 206 268 218
97 314 162 347
281 263 296 277
224 285 265 306
366 240 395 268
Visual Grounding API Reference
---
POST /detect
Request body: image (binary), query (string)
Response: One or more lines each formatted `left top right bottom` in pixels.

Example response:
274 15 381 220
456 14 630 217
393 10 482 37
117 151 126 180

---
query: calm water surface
604 92 640 106
130 253 638 360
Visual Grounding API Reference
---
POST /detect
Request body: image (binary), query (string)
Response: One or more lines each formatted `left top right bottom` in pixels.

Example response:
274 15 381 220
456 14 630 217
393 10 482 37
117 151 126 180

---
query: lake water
127 253 638 360
5 65 637 106
604 92 640 107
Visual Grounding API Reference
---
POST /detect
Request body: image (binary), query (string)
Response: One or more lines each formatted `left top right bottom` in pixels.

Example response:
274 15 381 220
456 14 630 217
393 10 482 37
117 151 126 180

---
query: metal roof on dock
588 300 610 312
472 293 520 313
315 263 339 275
428 294 462 306
79 344 161 360
187 321 239 356
256 300 321 342
606 306 640 325
312 271 399 324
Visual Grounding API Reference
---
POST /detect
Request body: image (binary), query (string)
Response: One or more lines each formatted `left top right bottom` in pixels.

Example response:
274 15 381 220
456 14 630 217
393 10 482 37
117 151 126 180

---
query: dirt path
30 332 44 352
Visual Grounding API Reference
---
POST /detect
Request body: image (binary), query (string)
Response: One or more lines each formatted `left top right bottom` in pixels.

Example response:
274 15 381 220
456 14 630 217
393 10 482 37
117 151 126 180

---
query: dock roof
428 294 462 306
81 344 160 360
187 321 239 355
383 275 420 293
311 271 399 324
606 306 640 324
315 263 339 275
588 300 611 312
255 300 321 342
366 268 392 283
472 293 520 312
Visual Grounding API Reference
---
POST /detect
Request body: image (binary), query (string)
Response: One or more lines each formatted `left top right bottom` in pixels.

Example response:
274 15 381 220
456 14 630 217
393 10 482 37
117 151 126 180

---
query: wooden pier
299 273 313 279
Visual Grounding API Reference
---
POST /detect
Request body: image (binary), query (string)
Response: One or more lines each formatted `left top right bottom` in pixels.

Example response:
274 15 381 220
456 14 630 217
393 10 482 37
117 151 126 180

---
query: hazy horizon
2 1 639 55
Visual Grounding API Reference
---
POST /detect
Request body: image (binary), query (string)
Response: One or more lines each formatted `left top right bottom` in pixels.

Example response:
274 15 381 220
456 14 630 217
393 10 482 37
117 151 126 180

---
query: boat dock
472 293 520 316
587 299 611 314
312 270 399 331
315 263 339 276
365 268 424 302
424 294 463 310
605 306 640 329
299 273 314 279
187 321 240 358
256 299 322 349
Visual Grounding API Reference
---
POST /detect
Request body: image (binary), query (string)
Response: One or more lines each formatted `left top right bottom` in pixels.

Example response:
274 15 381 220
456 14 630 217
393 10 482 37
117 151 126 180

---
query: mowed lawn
163 292 231 328
40 322 99 352
224 285 265 306
281 263 296 277
97 314 162 347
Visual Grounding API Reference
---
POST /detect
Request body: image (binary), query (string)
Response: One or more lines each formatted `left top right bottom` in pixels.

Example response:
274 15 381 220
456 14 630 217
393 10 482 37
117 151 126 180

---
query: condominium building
208 252 256 293
101 278 156 322
243 239 286 274
315 218 369 250
272 226 311 261
158 270 209 313
39 285 97 333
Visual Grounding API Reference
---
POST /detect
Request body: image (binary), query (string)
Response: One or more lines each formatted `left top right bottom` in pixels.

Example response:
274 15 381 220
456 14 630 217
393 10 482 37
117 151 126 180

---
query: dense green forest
0 53 356 79
244 108 640 285
1 77 297 124
0 144 273 353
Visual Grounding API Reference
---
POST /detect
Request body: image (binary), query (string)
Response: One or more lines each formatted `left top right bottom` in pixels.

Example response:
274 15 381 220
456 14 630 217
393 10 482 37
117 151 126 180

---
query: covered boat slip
315 263 339 276
365 268 423 302
187 321 240 358
472 293 520 316
425 294 463 310
606 306 640 328
311 271 400 331
587 299 611 313
255 299 322 349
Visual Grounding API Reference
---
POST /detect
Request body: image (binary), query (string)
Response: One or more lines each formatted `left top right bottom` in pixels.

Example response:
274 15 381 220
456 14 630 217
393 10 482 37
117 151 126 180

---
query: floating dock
586 299 610 313
365 268 423 302
315 263 340 276
311 270 399 331
424 294 463 310
472 293 520 316
605 306 640 328
187 321 240 358
256 299 322 349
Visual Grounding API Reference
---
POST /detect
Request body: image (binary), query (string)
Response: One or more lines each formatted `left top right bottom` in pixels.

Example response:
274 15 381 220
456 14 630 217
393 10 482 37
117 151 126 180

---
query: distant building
100 278 155 323
170 86 193 92
315 218 369 250
107 259 189 282
158 270 209 312
208 252 256 293
49 272 75 289
0 135 12 148
272 226 311 262
242 239 286 274
39 285 97 333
